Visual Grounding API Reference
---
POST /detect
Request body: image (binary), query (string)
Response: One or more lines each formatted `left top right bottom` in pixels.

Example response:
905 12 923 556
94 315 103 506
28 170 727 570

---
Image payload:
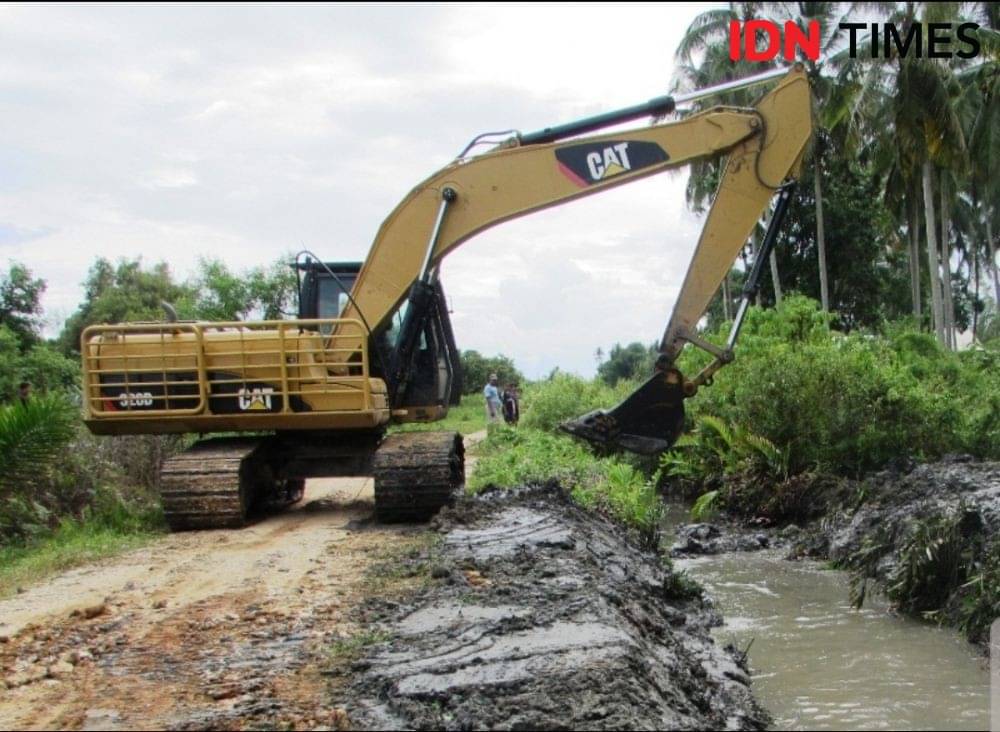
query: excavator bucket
560 368 687 456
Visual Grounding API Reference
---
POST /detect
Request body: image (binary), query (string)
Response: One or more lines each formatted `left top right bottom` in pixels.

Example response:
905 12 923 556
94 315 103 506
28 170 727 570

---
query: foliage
0 486 163 598
675 296 993 478
192 256 297 321
469 426 662 545
769 151 912 331
887 509 978 615
690 490 720 522
519 373 631 433
0 404 182 547
0 393 78 501
660 414 788 488
458 350 523 395
58 258 195 355
596 341 657 386
0 262 46 348
841 507 997 645
58 255 302 355
959 540 1000 645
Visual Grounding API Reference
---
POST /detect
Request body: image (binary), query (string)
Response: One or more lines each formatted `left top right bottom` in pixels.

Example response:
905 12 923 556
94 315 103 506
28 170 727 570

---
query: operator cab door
377 281 462 413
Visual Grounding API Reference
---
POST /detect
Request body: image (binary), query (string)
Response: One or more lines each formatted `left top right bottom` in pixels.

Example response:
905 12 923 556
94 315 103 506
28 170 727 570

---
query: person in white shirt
483 373 502 424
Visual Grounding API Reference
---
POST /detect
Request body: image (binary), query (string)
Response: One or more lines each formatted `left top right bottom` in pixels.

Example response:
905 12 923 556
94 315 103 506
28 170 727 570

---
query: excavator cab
295 257 463 418
295 260 361 321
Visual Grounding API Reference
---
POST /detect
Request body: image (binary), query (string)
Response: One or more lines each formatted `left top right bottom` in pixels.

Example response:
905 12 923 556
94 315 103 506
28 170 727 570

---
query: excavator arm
341 65 813 454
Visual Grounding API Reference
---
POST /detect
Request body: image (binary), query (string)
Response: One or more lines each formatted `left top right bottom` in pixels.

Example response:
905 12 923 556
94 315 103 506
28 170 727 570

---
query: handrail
81 318 374 419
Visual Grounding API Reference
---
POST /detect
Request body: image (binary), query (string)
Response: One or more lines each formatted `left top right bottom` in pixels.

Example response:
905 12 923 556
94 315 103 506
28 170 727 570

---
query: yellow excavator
80 65 813 530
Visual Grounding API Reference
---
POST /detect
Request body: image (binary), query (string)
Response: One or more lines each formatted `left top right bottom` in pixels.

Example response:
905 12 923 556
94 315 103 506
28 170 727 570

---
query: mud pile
822 457 1000 566
342 484 767 731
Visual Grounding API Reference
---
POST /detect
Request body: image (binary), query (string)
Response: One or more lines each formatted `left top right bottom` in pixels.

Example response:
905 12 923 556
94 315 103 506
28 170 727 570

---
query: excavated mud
822 457 1000 566
341 484 768 731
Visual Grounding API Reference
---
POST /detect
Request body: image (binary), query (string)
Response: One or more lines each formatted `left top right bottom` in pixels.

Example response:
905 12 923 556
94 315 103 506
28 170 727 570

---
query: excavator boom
341 66 813 453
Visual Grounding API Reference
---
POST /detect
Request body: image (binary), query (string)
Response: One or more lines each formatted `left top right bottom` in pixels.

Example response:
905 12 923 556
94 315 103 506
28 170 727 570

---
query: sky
0 2 719 379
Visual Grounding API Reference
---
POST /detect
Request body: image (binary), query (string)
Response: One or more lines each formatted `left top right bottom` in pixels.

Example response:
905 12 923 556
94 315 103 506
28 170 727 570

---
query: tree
192 256 298 322
768 152 910 330
0 262 45 349
59 258 195 356
247 259 298 320
596 342 657 386
459 351 523 394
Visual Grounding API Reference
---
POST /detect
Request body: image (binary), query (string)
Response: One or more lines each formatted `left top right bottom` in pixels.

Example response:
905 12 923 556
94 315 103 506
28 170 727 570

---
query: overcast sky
0 2 720 378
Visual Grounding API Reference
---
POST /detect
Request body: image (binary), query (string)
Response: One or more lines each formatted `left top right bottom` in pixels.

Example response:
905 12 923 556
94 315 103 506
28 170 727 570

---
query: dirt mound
818 456 1000 565
341 484 768 730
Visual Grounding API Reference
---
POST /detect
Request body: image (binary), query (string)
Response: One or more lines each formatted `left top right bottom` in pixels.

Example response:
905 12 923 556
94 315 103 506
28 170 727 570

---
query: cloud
0 3 719 377
0 222 56 246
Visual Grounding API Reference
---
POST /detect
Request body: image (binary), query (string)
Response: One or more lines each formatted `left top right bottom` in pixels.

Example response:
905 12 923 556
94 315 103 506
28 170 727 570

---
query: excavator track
373 432 464 523
159 437 266 531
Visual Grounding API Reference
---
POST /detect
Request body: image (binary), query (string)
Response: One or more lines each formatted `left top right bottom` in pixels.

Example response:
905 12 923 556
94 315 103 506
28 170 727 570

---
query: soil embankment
343 484 768 731
671 457 1000 645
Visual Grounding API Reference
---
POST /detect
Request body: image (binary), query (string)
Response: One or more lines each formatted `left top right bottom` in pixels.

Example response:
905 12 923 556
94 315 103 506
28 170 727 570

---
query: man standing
483 373 502 424
502 383 520 425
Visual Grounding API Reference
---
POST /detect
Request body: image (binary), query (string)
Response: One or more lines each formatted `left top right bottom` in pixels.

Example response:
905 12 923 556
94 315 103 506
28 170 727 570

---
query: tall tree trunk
722 273 732 321
908 190 921 318
987 214 1000 307
814 167 830 311
922 161 945 345
939 175 955 349
769 249 783 305
973 244 980 341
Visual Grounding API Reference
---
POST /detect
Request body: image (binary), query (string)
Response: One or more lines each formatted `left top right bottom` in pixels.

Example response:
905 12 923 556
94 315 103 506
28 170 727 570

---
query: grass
468 426 663 546
328 629 393 660
0 489 165 598
389 395 489 436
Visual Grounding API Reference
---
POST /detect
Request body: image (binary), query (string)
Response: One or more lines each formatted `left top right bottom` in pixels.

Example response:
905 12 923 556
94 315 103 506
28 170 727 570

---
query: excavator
80 65 813 531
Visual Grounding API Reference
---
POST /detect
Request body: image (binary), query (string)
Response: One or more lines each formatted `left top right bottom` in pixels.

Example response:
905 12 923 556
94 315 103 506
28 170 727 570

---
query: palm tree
0 393 77 497
963 9 1000 308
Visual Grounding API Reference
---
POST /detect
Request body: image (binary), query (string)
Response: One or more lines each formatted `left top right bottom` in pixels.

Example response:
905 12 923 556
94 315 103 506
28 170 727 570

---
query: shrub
675 296 991 477
520 374 631 433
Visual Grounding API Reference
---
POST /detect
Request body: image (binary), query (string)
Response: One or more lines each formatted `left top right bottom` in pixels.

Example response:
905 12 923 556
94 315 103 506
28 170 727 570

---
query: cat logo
555 140 669 188
238 386 274 411
586 142 632 181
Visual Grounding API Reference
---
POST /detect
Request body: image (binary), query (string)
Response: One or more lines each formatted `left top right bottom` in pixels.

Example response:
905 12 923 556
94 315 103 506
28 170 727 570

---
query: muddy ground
0 477 425 730
341 484 768 731
1 438 770 730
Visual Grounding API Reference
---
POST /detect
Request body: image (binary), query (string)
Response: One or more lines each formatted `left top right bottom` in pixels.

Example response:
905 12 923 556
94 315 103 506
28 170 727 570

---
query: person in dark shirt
17 381 31 405
502 384 520 425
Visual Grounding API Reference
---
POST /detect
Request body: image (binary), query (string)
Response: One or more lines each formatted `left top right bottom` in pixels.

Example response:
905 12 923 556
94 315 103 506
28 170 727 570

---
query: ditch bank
672 456 1000 646
340 483 768 731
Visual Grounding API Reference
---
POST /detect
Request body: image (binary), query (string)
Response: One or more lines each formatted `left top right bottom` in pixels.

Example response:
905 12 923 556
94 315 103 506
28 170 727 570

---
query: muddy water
667 512 991 730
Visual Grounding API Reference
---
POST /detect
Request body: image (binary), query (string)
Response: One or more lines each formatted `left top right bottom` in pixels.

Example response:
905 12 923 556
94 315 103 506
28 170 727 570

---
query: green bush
676 296 993 477
0 393 78 497
520 374 631 433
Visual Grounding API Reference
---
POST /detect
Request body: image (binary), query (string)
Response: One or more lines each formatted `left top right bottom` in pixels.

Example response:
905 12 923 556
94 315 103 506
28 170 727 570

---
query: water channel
665 507 991 730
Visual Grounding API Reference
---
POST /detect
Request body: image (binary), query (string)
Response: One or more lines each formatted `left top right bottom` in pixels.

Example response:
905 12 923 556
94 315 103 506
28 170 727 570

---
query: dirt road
0 476 428 730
